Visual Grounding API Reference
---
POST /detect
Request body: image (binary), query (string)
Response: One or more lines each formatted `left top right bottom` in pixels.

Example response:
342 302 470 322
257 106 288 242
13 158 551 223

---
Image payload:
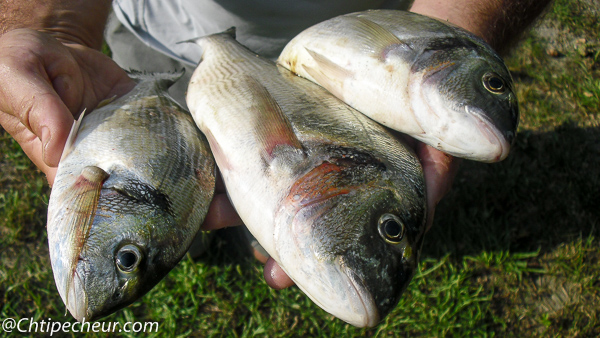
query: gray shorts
105 12 195 107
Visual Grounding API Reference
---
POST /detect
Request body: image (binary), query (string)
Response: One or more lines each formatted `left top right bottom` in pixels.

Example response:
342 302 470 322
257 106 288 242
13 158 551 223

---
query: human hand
409 0 551 56
0 28 135 185
401 136 461 231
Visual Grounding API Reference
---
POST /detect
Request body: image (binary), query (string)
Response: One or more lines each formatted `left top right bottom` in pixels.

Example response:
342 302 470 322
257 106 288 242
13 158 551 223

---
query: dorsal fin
59 109 86 163
351 16 408 57
176 27 237 49
232 74 304 162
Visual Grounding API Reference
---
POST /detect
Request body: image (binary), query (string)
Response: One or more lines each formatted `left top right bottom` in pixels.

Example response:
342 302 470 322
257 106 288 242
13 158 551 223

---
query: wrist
409 0 501 47
410 0 552 54
0 0 112 49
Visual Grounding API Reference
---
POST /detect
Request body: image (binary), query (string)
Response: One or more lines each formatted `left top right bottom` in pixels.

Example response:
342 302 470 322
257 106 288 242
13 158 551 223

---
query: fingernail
41 126 50 163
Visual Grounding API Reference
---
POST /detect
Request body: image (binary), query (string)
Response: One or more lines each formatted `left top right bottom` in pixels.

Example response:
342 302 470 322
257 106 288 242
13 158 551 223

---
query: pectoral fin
63 166 109 309
302 48 353 100
286 162 351 209
232 75 304 163
351 16 412 60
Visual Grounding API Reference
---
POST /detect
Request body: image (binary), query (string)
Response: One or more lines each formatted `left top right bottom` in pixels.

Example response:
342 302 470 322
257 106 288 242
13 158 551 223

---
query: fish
46 70 216 321
278 10 519 162
185 29 426 327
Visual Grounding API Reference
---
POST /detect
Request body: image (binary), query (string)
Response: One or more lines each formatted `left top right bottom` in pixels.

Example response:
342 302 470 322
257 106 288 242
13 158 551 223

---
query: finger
416 143 461 230
201 193 243 230
65 42 136 107
0 71 75 168
0 29 135 183
0 30 77 169
0 112 58 184
264 259 295 289
201 169 243 230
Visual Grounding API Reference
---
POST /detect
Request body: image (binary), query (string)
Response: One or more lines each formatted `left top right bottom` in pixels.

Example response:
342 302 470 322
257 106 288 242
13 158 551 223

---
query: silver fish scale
47 73 215 321
187 31 426 327
60 95 210 219
200 33 418 169
278 10 518 162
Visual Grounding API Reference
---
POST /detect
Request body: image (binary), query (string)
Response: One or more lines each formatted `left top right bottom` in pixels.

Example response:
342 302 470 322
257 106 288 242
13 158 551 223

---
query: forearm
410 0 552 54
0 0 112 49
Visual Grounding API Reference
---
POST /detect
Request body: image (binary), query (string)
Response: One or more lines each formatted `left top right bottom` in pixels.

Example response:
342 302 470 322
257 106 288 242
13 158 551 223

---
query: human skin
0 0 551 289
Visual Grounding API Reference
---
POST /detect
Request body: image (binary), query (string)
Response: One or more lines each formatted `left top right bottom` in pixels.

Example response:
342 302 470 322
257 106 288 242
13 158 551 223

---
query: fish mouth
48 222 90 322
466 106 511 162
339 260 381 327
58 263 89 321
277 206 380 327
285 254 380 327
412 79 512 161
412 62 513 161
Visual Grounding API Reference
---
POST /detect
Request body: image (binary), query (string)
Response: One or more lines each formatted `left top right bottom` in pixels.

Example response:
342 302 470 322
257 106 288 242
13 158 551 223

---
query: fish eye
482 72 506 94
116 245 142 273
378 214 405 244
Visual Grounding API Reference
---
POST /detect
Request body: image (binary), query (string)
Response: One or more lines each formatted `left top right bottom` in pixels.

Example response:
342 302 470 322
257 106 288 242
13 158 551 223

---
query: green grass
1 0 599 336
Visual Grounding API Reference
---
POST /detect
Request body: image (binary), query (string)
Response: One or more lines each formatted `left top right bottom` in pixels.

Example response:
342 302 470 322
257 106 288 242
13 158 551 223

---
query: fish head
410 38 518 161
48 166 201 321
274 148 425 327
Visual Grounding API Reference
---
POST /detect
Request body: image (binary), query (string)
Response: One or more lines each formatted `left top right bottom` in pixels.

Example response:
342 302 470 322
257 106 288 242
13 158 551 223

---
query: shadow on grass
424 123 600 259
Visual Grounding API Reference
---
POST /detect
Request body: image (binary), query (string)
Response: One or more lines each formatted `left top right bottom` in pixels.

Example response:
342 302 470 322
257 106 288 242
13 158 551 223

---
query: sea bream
46 71 215 321
186 29 426 327
278 10 519 162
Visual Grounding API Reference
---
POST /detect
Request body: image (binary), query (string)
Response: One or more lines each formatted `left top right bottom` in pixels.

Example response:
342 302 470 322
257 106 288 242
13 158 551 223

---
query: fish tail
176 28 237 62
177 27 237 46
126 70 186 90
215 27 236 39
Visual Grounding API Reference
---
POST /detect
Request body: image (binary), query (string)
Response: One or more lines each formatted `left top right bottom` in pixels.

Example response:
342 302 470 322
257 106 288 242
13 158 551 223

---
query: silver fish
186 29 426 327
278 10 518 162
47 71 215 321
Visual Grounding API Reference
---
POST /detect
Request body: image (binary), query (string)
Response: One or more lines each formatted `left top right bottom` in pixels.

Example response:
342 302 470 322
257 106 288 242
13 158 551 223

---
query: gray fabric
105 12 195 107
111 0 413 65
105 1 414 106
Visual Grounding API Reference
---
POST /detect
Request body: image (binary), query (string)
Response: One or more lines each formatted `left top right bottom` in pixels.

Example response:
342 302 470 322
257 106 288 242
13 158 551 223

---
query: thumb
416 143 461 230
0 31 77 182
0 72 75 177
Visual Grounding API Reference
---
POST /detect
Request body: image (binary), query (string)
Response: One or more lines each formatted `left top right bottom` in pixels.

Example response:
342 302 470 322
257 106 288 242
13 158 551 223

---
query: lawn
1 0 599 336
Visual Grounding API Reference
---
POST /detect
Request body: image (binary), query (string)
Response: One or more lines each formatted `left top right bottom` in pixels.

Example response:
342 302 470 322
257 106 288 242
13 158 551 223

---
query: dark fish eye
482 72 506 94
378 214 405 244
116 245 142 272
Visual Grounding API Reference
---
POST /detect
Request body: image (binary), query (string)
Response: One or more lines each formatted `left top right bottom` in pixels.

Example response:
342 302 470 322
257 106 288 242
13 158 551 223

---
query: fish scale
278 9 519 162
186 29 426 327
47 71 215 321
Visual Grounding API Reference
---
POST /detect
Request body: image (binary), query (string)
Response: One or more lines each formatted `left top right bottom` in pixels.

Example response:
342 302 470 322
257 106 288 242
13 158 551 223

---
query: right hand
0 28 135 185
